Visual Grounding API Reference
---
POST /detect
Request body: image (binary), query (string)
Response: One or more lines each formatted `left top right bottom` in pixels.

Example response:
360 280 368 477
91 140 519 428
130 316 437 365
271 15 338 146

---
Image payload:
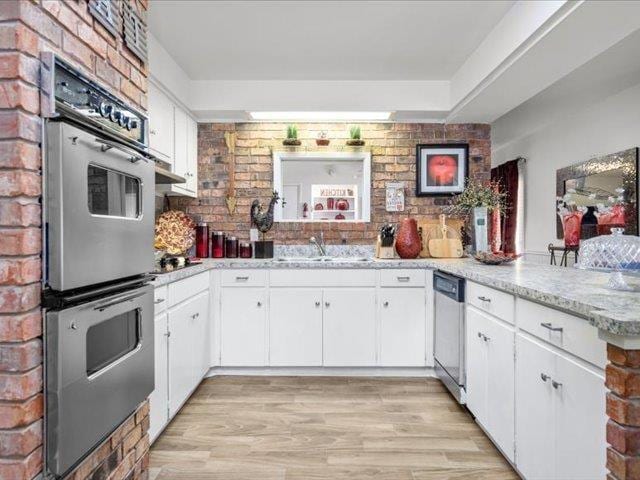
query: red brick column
606 344 640 479
0 0 149 478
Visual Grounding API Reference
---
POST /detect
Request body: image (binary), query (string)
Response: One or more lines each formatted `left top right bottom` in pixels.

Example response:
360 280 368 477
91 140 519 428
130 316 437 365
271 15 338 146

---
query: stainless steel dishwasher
433 271 466 403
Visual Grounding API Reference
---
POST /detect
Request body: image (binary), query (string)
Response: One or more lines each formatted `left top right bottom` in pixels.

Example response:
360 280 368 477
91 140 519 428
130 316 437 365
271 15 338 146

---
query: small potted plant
283 124 301 146
316 130 330 146
346 125 365 146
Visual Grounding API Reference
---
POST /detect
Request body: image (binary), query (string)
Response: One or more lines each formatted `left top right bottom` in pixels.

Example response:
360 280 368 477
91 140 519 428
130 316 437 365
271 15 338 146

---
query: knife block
375 236 397 259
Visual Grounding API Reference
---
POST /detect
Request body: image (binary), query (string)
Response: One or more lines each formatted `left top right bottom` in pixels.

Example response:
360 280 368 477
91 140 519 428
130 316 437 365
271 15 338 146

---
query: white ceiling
148 0 514 81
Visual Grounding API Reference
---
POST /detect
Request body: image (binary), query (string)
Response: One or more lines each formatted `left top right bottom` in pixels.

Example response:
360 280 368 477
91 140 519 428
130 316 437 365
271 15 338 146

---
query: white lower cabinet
323 288 376 366
465 306 514 461
221 287 266 366
149 312 168 442
269 288 323 366
168 290 209 416
516 333 606 479
379 288 426 366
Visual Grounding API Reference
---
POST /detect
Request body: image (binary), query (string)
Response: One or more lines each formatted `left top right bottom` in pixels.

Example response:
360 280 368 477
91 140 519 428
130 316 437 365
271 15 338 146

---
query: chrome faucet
309 231 327 257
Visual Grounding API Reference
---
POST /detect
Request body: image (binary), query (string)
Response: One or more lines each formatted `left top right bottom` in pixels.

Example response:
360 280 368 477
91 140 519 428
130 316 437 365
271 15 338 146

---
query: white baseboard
205 366 436 378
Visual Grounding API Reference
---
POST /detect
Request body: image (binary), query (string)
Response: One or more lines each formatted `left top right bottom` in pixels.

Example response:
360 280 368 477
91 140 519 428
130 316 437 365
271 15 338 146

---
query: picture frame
416 143 469 196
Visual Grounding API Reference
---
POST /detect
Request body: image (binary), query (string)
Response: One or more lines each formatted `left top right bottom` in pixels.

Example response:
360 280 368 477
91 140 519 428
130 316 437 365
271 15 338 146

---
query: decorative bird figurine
250 191 280 238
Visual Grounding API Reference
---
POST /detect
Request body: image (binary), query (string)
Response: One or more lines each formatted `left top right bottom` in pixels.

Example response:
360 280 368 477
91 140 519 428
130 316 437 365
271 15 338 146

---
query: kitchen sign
386 182 405 212
318 186 354 197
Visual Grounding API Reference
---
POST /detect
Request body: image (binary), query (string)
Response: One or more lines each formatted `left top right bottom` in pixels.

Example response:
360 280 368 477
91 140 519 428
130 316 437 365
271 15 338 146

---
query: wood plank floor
150 376 519 480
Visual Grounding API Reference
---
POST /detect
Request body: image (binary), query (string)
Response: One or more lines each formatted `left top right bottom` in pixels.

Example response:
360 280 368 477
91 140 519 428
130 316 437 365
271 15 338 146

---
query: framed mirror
556 147 638 239
273 151 371 222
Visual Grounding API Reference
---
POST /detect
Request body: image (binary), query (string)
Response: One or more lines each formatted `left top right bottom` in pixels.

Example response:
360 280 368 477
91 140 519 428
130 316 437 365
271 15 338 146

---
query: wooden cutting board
418 217 464 258
426 215 464 258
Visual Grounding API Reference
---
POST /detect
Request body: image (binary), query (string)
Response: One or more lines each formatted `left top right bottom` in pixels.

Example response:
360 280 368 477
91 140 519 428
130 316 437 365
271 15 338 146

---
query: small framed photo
416 143 469 196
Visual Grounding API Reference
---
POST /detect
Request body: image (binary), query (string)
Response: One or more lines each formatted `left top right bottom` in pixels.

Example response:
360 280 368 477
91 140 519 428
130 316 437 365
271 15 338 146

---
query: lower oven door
45 120 154 291
46 284 154 477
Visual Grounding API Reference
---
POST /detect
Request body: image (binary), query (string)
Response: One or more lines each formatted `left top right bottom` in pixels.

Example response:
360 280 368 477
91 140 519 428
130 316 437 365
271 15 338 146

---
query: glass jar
239 242 252 258
225 236 238 258
211 231 225 258
195 223 209 258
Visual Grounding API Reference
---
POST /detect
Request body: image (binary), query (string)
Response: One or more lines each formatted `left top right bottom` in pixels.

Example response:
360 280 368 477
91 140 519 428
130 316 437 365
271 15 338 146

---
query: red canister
211 231 225 258
195 223 209 258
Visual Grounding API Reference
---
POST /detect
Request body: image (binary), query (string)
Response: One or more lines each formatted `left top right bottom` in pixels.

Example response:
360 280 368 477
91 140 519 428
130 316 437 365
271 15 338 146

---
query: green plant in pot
283 124 301 146
346 125 365 146
447 179 506 254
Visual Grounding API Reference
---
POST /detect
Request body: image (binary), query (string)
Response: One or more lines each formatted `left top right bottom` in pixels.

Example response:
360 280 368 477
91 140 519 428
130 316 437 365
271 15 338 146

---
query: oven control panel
52 58 146 148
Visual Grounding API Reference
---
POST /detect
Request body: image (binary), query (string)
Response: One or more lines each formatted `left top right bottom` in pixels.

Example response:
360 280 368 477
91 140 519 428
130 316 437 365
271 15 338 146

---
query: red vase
395 218 421 259
561 212 583 247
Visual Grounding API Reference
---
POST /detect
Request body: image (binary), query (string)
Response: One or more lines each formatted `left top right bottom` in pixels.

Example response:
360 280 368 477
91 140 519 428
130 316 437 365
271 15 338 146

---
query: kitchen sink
275 256 371 263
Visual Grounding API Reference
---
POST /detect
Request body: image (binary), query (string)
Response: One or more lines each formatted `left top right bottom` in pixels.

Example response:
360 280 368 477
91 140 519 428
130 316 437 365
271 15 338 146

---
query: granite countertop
150 254 640 337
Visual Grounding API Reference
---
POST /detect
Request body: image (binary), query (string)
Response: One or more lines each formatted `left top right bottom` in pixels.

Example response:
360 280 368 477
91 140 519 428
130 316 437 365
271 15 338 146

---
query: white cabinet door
149 312 168 442
269 288 323 366
486 315 515 462
323 288 376 366
148 83 174 162
221 288 266 366
168 301 194 416
465 307 488 425
186 117 198 195
516 334 556 480
379 288 426 366
173 107 188 180
190 291 210 378
554 353 606 479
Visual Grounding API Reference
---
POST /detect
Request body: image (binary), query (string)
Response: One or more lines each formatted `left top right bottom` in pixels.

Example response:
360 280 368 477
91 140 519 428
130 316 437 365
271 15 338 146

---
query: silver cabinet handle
236 276 249 281
70 322 78 330
477 296 491 303
257 301 262 307
552 380 562 389
315 301 321 307
477 332 483 339
150 129 157 135
482 334 490 342
397 276 410 282
325 302 330 308
383 301 389 307
540 373 550 382
154 298 165 304
191 312 199 319
540 322 563 332
164 331 171 337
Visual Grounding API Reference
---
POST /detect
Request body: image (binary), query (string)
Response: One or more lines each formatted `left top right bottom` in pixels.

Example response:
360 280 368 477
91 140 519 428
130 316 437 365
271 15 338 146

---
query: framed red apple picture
416 143 469 196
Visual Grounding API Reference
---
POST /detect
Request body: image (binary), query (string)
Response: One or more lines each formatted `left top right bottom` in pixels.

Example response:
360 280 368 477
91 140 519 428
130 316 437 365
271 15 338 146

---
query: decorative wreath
154 210 196 255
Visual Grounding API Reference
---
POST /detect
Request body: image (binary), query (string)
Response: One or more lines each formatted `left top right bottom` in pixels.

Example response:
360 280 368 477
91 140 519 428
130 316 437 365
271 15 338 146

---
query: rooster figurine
250 191 280 238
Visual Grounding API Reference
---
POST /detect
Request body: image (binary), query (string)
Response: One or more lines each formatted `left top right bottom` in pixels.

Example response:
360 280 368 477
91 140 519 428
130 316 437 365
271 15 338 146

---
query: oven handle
94 137 149 163
93 291 146 312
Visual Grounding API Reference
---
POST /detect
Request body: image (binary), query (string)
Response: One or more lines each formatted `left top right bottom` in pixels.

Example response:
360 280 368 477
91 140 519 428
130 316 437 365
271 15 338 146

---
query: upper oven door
46 120 154 291
46 284 154 477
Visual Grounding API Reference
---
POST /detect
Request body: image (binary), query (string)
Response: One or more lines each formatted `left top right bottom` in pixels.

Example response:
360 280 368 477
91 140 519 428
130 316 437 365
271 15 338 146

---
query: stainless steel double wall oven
42 54 155 478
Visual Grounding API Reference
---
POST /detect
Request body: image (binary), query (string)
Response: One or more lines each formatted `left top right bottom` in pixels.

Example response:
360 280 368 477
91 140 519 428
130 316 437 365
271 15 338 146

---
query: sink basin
275 256 371 263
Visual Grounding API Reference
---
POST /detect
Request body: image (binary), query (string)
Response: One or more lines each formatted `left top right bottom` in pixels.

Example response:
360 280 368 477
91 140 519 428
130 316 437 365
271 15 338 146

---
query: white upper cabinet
379 288 426 366
148 83 174 162
149 81 198 198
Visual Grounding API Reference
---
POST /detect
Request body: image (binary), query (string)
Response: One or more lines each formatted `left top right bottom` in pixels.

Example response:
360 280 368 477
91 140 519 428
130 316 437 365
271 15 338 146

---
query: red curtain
491 159 520 255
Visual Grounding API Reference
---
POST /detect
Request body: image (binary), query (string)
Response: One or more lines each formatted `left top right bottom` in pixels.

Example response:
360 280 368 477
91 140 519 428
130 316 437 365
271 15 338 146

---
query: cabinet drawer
221 269 266 287
467 282 514 325
380 269 425 287
270 269 376 287
168 271 209 307
516 299 606 369
154 285 168 314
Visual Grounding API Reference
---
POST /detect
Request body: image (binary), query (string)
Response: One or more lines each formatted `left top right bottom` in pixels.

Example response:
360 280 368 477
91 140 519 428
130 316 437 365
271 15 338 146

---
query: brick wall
173 122 491 243
0 1 148 478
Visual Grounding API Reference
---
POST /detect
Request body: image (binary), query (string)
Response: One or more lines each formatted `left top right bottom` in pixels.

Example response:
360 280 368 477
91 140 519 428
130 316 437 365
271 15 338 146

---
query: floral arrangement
594 188 625 226
556 189 588 247
448 179 506 216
